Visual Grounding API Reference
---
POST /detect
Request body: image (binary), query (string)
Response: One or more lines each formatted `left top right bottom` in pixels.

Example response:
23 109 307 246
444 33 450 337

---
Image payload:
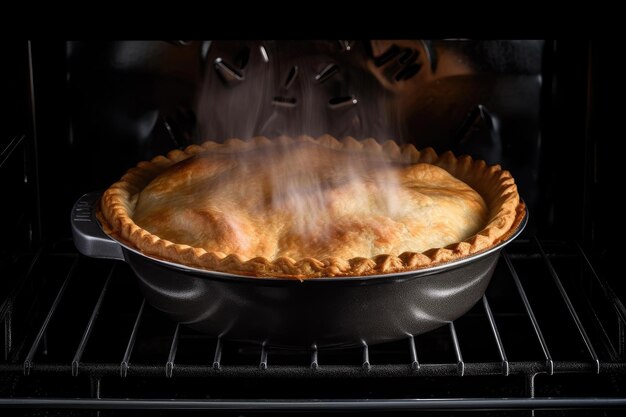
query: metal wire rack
0 238 625 412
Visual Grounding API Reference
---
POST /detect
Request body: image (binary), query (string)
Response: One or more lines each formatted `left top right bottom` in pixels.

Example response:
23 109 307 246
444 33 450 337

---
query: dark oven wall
1 42 39 261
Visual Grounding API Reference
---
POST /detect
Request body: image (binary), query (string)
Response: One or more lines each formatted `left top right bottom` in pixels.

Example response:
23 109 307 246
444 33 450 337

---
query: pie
97 135 525 279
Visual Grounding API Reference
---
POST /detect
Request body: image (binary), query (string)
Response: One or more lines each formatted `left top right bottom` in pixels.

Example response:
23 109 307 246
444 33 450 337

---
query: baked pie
98 135 525 279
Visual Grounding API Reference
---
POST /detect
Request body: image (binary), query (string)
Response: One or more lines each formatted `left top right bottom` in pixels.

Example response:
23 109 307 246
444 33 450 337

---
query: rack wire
0 238 625 412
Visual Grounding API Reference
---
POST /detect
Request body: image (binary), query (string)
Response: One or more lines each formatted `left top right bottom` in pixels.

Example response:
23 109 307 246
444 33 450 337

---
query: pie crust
97 135 525 279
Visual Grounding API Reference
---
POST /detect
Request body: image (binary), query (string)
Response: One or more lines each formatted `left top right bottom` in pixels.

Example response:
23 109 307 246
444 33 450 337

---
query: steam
261 142 406 241
193 42 407 259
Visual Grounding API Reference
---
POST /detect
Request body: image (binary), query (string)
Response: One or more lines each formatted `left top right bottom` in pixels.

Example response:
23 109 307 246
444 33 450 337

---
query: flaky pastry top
98 135 525 279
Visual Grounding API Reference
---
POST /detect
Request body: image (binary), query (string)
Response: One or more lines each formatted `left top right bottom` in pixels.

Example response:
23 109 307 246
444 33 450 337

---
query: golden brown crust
98 135 525 279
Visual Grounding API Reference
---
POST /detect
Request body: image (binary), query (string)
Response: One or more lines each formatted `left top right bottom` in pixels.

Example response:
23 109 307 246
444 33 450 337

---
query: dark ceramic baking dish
72 192 527 348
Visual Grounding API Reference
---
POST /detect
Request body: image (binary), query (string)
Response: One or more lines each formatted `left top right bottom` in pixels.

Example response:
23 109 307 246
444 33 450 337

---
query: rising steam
193 42 407 258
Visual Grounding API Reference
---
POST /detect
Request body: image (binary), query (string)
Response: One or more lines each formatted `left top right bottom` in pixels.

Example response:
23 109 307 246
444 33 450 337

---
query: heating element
1 238 625 412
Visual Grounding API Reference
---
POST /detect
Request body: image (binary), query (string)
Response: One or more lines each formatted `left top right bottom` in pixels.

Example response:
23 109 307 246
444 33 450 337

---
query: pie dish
97 135 525 279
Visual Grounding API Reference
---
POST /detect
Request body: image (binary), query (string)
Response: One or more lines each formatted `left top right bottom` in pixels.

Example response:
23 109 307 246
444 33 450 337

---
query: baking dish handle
71 192 125 261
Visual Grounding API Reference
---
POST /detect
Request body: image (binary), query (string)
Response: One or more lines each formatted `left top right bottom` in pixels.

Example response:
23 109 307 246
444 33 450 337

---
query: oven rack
0 238 625 412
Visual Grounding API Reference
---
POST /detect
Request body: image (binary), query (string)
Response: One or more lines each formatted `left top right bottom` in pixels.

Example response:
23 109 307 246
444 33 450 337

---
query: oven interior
1 40 624 415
